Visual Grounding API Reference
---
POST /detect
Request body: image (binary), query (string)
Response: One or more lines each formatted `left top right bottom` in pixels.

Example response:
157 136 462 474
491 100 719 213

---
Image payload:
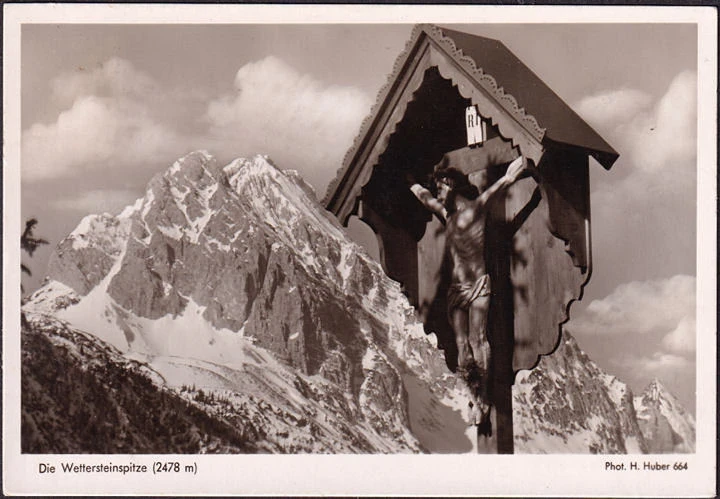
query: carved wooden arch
355 40 594 273
427 40 544 166
325 25 546 226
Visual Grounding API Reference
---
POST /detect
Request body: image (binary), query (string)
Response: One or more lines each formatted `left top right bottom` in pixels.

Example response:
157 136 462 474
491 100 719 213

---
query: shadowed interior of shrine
358 67 532 377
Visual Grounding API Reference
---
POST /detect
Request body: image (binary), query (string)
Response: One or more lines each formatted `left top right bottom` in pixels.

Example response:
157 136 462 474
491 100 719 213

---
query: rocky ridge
27 151 467 453
513 331 647 454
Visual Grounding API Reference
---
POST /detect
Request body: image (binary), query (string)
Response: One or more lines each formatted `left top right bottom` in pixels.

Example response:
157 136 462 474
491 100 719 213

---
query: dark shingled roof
438 26 618 167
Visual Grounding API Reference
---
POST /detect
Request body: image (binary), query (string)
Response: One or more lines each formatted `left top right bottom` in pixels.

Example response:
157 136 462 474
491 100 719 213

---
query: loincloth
448 274 491 311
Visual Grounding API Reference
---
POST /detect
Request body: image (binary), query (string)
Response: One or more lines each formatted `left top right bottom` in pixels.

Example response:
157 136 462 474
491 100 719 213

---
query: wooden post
485 161 516 454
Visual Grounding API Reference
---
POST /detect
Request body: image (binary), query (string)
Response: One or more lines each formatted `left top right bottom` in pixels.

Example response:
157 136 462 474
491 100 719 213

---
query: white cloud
576 70 697 205
51 189 141 214
50 57 158 109
22 58 187 183
22 55 372 196
577 70 697 179
575 88 653 128
571 274 696 341
638 352 691 372
661 315 696 355
204 56 372 193
22 95 183 181
573 274 697 396
643 70 698 170
572 70 698 296
571 274 695 396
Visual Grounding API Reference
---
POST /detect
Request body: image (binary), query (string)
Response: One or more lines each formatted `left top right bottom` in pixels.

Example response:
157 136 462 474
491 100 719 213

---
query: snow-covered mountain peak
224 154 316 212
67 212 132 251
25 150 471 453
513 330 649 454
166 150 218 179
633 379 696 453
644 378 666 401
223 153 278 181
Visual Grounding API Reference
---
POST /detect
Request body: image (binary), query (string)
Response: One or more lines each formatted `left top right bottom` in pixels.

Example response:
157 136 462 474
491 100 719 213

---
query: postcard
3 4 716 496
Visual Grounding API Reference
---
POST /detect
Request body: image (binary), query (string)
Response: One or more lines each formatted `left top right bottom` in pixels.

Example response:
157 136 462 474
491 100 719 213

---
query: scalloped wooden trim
332 39 436 224
323 25 428 211
324 23 549 221
429 48 544 165
424 25 547 142
518 218 593 376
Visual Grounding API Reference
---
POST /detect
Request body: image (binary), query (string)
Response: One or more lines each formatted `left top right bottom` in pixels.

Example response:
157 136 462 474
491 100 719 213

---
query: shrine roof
324 24 619 214
438 26 618 166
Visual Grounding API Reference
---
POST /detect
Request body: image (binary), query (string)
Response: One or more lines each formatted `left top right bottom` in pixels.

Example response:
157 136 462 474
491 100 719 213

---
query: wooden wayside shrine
324 24 618 453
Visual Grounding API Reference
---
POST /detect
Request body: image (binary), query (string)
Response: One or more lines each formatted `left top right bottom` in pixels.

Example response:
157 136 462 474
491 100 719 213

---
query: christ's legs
469 296 490 373
450 307 480 425
450 307 471 370
469 296 491 424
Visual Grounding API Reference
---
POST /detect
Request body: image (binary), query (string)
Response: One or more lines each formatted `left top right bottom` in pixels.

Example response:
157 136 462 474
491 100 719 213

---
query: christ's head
433 167 479 208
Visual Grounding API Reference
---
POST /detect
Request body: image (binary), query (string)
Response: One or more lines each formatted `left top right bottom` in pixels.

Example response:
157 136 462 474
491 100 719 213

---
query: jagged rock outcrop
47 213 131 296
513 331 648 454
634 379 696 453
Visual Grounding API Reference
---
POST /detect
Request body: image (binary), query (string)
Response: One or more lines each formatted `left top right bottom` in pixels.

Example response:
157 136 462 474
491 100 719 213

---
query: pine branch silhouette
21 218 49 293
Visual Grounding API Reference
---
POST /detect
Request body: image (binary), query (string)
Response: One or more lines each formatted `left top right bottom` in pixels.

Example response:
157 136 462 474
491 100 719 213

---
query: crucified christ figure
410 155 527 434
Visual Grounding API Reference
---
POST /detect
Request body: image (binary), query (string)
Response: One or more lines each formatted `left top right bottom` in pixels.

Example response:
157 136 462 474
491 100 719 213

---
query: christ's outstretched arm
477 156 529 207
410 183 447 224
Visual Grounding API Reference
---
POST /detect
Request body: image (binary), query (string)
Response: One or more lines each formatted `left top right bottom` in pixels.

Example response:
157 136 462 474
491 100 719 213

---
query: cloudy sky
19 20 701 411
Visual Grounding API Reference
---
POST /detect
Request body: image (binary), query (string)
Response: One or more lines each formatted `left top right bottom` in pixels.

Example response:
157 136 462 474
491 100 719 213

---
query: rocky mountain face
26 151 466 453
513 331 648 454
23 151 695 454
634 379 696 453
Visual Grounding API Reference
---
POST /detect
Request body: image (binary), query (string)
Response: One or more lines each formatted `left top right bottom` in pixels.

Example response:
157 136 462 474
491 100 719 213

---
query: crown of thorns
432 167 479 199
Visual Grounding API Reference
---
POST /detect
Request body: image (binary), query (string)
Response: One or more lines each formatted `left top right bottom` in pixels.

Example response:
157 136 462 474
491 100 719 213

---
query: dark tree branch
21 218 49 294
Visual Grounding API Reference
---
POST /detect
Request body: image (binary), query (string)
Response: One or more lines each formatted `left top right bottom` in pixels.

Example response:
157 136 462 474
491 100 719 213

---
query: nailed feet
458 361 492 431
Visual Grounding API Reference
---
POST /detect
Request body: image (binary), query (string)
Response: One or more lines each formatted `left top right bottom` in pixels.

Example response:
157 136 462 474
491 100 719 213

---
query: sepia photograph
3 4 717 496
